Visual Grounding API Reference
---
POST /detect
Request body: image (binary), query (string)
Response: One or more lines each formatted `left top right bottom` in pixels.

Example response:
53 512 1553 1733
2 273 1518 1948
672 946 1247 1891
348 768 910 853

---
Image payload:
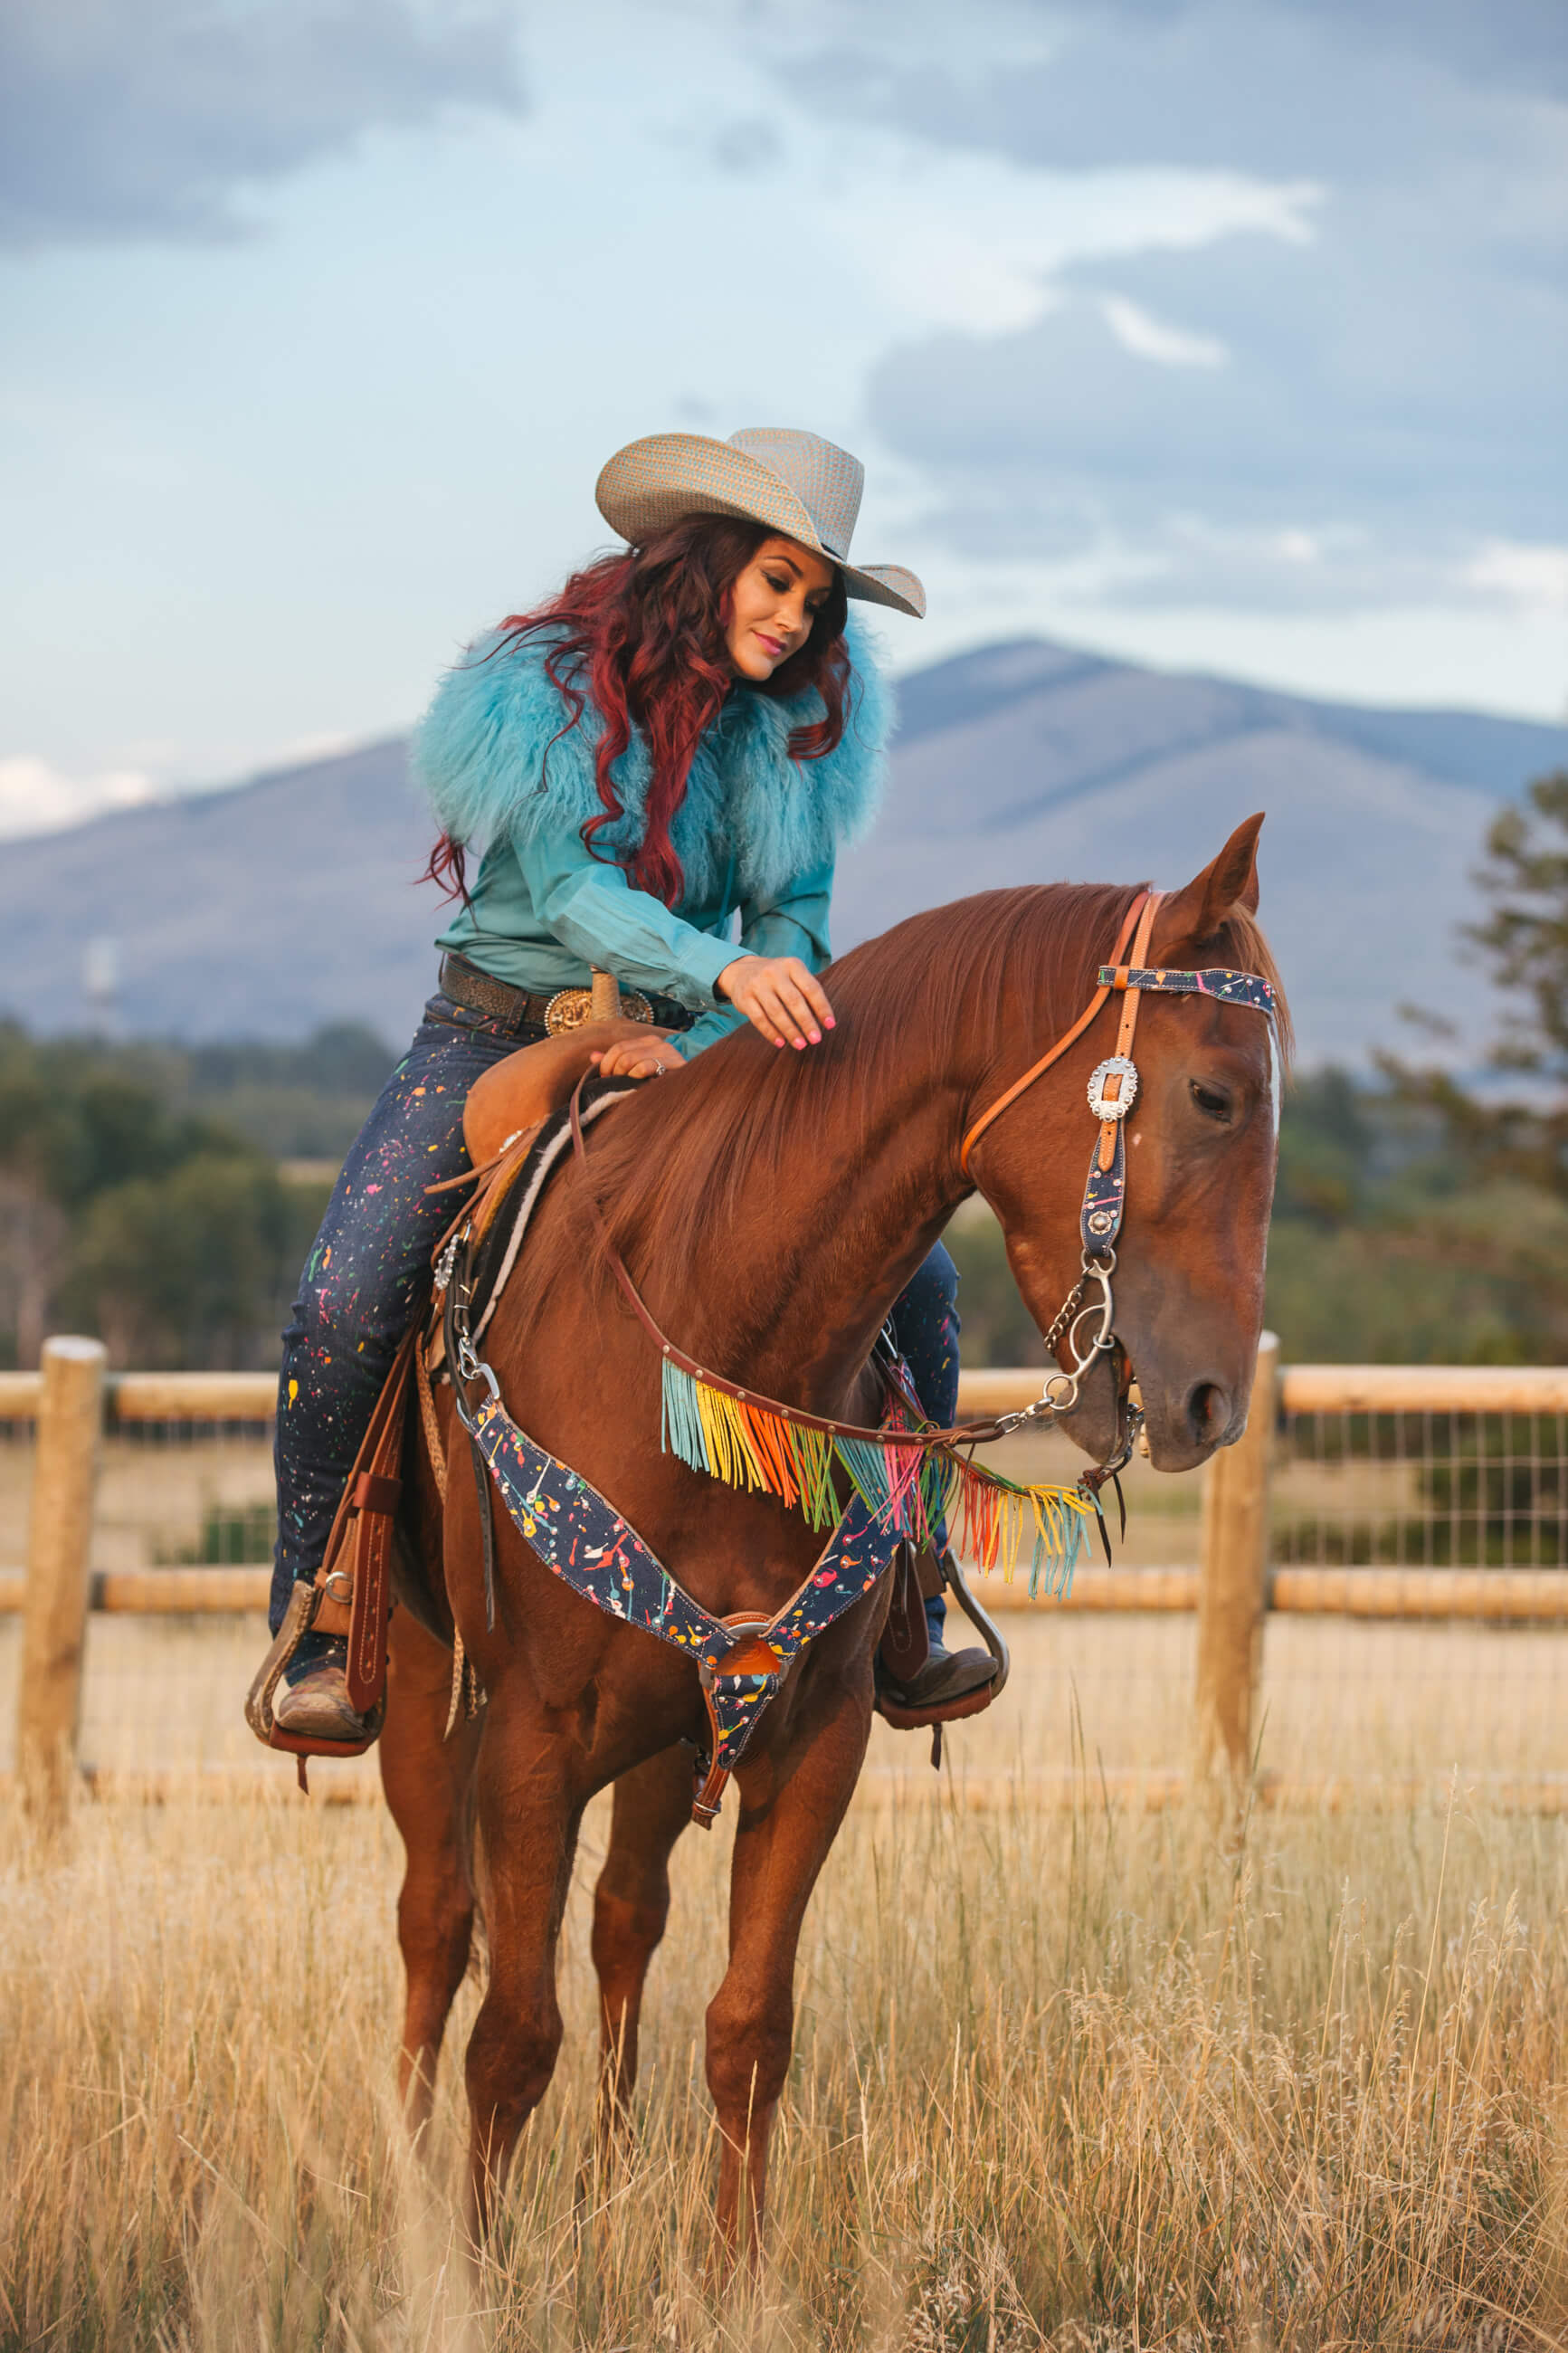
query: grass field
5 1631 1568 2352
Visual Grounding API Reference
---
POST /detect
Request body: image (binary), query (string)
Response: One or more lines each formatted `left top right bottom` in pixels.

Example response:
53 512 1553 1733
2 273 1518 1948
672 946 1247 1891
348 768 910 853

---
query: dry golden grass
5 1722 1568 2351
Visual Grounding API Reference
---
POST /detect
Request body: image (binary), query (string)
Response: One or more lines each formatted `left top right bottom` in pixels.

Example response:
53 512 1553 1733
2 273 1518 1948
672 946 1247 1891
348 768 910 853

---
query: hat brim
594 433 926 619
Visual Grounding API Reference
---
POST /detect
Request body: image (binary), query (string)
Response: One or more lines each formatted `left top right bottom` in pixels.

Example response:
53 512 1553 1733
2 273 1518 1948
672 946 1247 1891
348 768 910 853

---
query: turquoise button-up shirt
415 613 887 1060
437 824 833 1061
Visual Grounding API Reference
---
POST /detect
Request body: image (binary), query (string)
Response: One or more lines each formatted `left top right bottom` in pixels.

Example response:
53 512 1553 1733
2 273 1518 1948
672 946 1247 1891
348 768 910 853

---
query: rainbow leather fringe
659 1357 1090 1600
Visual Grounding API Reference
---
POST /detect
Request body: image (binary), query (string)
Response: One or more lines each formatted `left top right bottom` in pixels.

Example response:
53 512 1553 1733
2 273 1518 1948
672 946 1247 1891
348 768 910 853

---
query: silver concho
1087 1054 1139 1121
1085 1206 1118 1238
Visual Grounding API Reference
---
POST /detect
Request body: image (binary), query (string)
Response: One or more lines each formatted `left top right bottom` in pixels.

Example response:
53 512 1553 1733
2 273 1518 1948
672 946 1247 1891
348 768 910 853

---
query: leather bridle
955 887 1280 1450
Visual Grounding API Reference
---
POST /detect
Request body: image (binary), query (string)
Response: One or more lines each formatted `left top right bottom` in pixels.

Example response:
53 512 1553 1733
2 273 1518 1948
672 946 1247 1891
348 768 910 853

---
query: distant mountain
834 641 1568 1064
0 738 433 1045
3 640 1564 1063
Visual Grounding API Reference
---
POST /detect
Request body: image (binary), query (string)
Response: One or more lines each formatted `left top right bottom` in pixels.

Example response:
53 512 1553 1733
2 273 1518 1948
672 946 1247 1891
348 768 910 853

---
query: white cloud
1099 293 1229 369
269 729 360 768
1465 539 1568 611
785 0 1566 648
0 757 157 840
820 144 1320 340
0 0 525 248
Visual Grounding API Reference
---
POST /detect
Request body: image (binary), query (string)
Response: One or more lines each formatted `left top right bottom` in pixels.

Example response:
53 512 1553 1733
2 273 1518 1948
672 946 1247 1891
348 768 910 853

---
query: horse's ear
1153 813 1263 955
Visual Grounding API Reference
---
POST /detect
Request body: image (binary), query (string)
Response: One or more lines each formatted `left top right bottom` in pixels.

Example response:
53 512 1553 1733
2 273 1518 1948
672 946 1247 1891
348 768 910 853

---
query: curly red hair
423 514 851 909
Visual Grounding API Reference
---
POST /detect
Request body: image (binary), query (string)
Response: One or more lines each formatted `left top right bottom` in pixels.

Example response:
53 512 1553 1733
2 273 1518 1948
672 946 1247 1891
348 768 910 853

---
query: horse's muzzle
1185 1378 1237 1451
1136 1373 1247 1472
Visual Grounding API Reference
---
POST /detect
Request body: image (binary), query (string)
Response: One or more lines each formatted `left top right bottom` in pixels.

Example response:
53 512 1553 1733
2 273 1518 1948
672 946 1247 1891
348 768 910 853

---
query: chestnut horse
379 814 1286 2250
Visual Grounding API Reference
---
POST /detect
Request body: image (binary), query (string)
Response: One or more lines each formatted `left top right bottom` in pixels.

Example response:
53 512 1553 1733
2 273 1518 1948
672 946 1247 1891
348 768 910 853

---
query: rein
446 884 1279 1624
563 1082 1094 1579
565 885 1278 1459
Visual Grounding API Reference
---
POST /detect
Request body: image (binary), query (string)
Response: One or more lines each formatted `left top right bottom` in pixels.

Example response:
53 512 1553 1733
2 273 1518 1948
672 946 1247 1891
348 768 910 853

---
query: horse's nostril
1188 1382 1229 1443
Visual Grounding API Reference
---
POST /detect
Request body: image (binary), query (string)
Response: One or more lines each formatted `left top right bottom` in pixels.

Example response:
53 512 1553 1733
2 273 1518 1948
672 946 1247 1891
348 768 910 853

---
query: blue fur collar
410 613 890 907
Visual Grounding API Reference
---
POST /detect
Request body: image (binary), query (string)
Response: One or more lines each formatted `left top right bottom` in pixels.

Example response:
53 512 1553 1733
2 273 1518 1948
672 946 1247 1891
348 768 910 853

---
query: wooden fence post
18 1336 107 1824
1193 1330 1278 1785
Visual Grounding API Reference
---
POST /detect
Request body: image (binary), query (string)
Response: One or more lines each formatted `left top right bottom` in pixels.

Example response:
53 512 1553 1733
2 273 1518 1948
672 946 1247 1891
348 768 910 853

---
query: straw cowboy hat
594 426 926 619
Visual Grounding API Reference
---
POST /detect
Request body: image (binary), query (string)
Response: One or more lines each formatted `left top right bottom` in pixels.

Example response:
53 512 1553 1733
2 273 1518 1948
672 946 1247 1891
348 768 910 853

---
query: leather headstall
959 890 1278 1265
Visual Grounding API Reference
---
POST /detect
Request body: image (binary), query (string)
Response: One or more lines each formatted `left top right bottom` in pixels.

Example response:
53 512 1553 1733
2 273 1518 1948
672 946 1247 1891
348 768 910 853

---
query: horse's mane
566 881 1289 1294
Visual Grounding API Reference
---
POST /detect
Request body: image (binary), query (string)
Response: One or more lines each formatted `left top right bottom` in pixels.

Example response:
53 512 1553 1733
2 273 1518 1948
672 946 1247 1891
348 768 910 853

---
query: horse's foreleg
591 1744 692 2133
463 1697 581 2236
380 1606 484 2135
708 1676 872 2263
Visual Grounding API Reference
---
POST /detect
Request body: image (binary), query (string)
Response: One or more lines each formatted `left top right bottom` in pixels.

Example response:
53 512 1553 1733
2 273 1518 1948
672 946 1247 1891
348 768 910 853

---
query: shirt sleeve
673 855 836 1062
512 824 744 1011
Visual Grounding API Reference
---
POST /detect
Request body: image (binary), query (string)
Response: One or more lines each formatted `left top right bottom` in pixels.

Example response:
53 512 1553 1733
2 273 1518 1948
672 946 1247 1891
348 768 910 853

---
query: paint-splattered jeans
271 995 962 1643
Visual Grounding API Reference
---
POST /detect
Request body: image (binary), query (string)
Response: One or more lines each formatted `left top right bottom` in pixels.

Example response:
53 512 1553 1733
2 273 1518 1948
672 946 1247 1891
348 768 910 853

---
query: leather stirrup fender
244 1319 415 1772
309 1319 420 1712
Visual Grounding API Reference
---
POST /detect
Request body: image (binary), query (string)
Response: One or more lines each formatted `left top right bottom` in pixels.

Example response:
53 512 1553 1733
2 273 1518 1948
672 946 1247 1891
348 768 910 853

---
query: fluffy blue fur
410 613 890 908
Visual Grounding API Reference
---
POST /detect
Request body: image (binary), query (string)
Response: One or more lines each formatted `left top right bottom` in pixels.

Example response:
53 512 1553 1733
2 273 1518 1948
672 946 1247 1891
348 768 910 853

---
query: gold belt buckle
544 986 654 1035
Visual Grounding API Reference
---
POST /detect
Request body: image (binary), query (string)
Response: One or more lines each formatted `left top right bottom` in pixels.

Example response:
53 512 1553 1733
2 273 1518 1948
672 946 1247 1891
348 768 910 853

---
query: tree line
5 775 1567 1370
0 1024 390 1369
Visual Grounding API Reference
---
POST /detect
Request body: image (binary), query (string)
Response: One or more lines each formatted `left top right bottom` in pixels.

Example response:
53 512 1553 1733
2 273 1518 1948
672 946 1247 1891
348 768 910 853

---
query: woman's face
725 536 837 681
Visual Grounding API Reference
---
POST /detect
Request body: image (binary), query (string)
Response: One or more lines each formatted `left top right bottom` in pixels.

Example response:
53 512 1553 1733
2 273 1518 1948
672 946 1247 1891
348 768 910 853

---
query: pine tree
1460 769 1568 1194
1381 770 1568 1197
1468 771 1568 1086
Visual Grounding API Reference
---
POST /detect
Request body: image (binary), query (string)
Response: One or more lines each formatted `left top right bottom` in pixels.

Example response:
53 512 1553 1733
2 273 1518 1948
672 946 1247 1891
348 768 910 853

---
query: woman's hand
716 955 835 1050
590 1034 688 1081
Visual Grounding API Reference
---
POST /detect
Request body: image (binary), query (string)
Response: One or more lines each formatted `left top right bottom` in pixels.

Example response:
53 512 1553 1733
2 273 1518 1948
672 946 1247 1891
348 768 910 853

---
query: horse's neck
663 1050 972 1413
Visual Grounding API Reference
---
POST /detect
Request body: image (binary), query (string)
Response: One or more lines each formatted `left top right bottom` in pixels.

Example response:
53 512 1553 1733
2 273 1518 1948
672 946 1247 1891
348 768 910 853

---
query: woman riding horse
266 425 996 1742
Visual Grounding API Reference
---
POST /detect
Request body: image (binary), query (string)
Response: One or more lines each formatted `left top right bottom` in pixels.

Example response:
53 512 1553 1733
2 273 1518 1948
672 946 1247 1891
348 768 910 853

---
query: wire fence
0 1405 275 1780
5 1358 1568 1802
1277 1405 1568 1567
1257 1400 1568 1796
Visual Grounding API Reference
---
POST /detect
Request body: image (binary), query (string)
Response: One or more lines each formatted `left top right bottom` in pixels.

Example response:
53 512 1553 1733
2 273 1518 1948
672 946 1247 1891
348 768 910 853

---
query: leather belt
438 952 692 1038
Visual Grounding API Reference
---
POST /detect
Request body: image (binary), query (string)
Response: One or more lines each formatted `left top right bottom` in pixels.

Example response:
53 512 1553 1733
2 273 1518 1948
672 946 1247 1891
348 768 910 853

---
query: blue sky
2 0 1564 836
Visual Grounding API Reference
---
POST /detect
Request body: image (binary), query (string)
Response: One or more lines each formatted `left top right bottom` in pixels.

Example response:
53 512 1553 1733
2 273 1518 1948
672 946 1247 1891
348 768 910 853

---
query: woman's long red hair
423 515 851 908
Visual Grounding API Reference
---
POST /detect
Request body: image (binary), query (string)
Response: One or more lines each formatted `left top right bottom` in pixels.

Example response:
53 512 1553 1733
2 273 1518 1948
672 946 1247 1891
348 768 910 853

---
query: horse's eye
1190 1078 1232 1122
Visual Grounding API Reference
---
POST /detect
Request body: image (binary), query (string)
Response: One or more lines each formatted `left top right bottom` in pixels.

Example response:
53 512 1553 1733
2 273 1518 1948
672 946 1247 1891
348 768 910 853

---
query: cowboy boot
877 1558 998 1711
271 1634 374 1742
887 1633 998 1709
